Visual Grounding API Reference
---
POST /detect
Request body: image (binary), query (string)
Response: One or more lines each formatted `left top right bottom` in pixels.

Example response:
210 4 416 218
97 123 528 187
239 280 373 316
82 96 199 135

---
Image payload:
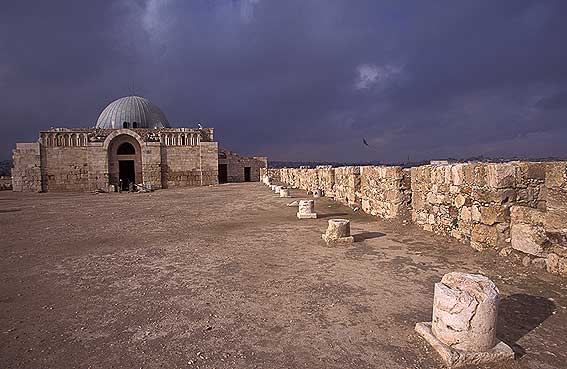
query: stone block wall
141 143 162 189
333 166 361 206
44 147 90 192
411 162 546 251
260 168 281 183
162 144 218 188
12 143 42 192
359 166 411 219
200 142 220 186
86 144 108 191
316 166 335 195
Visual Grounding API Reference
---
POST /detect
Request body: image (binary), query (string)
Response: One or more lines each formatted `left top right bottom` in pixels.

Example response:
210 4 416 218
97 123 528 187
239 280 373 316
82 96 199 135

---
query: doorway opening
218 164 228 183
119 160 135 191
244 167 251 182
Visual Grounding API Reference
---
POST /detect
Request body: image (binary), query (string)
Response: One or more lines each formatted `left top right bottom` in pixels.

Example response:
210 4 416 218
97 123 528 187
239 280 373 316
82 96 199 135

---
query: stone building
12 95 267 192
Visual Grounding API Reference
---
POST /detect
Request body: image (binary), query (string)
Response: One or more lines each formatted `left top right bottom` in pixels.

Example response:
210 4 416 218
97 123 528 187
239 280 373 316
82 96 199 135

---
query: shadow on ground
318 212 350 219
353 231 386 242
497 294 556 357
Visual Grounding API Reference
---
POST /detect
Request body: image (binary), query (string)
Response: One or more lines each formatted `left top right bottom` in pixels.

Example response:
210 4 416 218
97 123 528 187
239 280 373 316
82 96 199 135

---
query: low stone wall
508 162 567 275
267 160 567 277
411 162 546 251
333 166 361 206
359 166 411 219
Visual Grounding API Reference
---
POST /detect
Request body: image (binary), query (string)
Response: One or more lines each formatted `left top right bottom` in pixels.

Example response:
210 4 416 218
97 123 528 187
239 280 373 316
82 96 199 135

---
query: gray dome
96 95 170 129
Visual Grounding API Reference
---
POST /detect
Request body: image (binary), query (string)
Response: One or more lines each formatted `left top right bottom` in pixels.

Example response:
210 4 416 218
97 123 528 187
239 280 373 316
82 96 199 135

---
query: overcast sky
1 0 566 162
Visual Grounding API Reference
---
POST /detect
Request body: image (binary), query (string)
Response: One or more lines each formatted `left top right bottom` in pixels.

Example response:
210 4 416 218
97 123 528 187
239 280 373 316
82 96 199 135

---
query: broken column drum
415 272 514 367
322 218 354 245
280 188 291 197
297 200 317 219
432 272 498 351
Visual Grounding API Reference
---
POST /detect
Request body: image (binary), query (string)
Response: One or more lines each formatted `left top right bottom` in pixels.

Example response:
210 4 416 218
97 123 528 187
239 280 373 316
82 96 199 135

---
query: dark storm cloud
1 0 566 162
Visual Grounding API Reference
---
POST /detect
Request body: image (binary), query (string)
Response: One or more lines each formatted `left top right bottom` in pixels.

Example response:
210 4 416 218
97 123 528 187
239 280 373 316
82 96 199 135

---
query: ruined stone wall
219 148 266 182
545 162 567 247
316 166 335 195
509 162 567 276
359 166 412 219
333 166 361 206
411 162 546 251
260 168 281 183
12 143 42 192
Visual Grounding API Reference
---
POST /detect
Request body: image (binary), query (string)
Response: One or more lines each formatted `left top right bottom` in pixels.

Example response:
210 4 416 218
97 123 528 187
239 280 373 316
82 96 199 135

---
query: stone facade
13 127 265 192
12 143 42 192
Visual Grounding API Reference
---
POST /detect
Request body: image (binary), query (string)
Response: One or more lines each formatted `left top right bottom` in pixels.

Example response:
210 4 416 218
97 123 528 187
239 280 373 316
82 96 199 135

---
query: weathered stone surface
471 224 497 250
415 322 514 368
432 273 499 352
322 218 354 245
313 188 323 198
480 205 507 226
297 200 317 219
546 253 567 276
487 163 515 189
454 194 466 208
510 206 549 257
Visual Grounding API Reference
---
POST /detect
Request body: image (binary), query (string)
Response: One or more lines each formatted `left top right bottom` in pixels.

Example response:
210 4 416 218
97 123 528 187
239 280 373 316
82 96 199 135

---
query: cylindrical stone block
274 185 282 194
313 189 323 198
432 272 499 352
298 200 314 214
280 188 291 197
324 219 351 240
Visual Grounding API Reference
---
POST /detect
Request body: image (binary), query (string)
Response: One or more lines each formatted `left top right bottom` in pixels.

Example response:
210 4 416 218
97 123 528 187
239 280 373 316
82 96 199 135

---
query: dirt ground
0 183 566 369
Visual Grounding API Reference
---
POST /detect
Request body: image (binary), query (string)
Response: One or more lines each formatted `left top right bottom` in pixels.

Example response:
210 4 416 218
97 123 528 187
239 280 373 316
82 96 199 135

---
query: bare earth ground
0 183 566 369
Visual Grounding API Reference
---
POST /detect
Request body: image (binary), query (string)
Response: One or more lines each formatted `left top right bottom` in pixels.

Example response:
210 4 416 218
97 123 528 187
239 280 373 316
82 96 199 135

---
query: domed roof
95 95 170 129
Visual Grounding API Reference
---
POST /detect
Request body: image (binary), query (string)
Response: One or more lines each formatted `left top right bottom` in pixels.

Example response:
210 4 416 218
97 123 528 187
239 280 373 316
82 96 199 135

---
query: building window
132 122 138 128
123 122 129 128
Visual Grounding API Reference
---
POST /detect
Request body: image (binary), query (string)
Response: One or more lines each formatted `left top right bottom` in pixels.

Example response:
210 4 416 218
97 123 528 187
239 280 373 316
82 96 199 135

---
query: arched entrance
107 134 142 191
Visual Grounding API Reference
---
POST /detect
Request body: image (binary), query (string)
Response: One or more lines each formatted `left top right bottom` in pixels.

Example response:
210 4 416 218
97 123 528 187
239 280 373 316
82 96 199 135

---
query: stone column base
415 322 514 368
322 234 354 245
297 213 317 219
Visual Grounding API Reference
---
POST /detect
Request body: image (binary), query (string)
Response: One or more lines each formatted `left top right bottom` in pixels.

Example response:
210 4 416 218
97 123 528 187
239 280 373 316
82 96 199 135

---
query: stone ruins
322 218 354 245
262 161 567 277
297 200 317 219
415 272 514 367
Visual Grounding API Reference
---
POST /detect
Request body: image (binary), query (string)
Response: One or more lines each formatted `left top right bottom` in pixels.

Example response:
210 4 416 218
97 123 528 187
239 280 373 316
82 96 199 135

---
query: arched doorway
108 134 142 191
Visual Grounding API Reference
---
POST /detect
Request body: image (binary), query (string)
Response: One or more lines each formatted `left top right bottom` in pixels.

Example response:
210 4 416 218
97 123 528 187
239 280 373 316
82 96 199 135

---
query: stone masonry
264 160 567 277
